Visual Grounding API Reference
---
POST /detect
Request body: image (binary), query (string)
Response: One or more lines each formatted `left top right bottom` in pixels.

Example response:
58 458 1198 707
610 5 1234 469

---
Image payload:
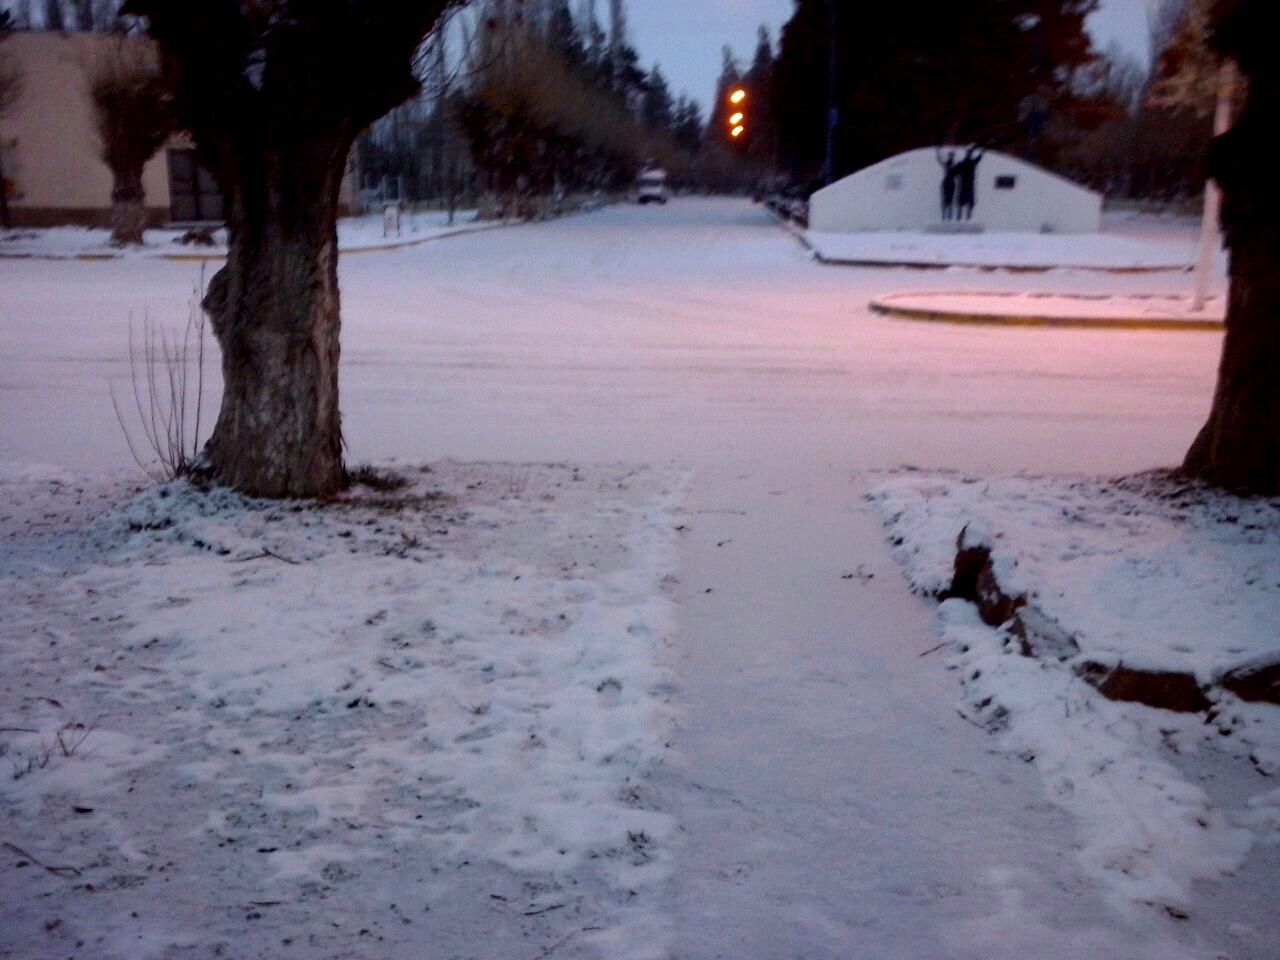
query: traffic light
727 88 747 140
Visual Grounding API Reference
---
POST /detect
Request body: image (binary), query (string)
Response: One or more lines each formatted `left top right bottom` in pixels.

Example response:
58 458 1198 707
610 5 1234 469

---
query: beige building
0 31 186 227
1 31 355 228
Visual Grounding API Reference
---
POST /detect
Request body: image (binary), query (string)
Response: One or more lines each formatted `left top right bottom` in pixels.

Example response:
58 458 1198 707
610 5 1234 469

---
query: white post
1191 64 1236 313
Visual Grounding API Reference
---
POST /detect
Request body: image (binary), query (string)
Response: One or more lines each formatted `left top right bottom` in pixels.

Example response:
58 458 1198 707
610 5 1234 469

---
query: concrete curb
869 291 1225 332
0 220 512 264
820 254 1191 274
765 211 1196 275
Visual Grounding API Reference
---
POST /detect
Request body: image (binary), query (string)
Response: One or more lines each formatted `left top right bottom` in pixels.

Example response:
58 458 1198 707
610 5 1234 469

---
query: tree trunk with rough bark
199 139 348 497
0 147 11 230
108 163 147 246
125 0 455 499
1182 0 1280 495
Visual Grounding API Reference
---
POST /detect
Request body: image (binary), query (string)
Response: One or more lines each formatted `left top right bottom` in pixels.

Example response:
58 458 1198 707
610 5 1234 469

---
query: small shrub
111 273 208 482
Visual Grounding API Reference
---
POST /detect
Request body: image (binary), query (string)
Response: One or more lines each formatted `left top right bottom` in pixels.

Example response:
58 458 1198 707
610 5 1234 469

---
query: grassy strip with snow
869 470 1280 914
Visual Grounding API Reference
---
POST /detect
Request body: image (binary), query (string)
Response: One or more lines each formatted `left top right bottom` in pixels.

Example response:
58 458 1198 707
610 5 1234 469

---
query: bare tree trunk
108 163 147 245
71 0 94 31
1182 10 1280 495
1182 215 1280 492
0 146 11 230
122 0 454 499
446 161 457 225
197 143 346 498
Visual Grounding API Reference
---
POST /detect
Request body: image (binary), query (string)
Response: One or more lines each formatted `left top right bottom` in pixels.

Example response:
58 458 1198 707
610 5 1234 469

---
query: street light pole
822 0 838 186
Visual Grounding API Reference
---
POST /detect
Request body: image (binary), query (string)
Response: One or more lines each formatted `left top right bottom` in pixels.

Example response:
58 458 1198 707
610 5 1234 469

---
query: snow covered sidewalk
871 470 1280 915
0 210 497 261
0 461 684 960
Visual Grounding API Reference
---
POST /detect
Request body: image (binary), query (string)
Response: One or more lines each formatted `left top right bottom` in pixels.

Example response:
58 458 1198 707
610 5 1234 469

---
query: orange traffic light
727 88 747 141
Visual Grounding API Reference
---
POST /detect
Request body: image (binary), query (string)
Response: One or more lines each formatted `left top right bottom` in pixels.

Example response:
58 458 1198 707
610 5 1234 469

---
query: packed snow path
2 199 1272 959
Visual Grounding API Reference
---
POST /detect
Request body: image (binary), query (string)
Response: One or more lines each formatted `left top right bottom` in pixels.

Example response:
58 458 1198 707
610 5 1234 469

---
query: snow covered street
2 198 1275 959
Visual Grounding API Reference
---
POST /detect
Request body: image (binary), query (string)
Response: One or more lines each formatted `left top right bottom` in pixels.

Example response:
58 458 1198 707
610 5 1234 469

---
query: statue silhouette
936 148 958 222
955 144 985 222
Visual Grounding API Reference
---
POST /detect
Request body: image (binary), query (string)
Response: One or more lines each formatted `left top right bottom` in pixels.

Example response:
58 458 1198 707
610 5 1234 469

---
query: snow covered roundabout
0 462 685 959
869 291 1226 330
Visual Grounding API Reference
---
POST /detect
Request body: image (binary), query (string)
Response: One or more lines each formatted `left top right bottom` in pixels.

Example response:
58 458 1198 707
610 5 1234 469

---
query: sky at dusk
627 0 1156 113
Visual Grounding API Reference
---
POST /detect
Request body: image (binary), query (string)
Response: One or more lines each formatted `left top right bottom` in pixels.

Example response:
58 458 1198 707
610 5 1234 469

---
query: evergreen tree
43 0 64 30
608 0 626 78
707 45 742 147
578 0 604 69
547 0 586 71
749 24 773 79
745 25 776 166
70 0 92 30
641 63 673 131
672 95 703 153
770 0 1100 185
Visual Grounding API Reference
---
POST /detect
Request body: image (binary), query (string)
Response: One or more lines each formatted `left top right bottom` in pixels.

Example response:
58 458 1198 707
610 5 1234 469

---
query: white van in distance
635 167 669 205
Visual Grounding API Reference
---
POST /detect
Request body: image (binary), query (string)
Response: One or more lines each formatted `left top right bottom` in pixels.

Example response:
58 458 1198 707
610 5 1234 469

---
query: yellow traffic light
727 88 747 141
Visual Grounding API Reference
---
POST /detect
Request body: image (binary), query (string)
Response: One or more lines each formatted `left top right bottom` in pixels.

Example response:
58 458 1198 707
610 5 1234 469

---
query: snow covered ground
873 472 1280 682
0 209 493 260
2 198 1276 959
805 210 1204 271
871 471 1280 911
1 461 684 960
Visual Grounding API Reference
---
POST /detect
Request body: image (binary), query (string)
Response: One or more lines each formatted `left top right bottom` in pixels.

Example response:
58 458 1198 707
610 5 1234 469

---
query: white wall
808 148 1102 234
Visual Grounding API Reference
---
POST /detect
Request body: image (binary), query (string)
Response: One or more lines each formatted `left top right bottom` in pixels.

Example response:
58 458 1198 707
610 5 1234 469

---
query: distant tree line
755 0 1225 205
707 27 778 179
2 0 124 31
764 0 1100 190
358 0 750 216
1051 0 1219 205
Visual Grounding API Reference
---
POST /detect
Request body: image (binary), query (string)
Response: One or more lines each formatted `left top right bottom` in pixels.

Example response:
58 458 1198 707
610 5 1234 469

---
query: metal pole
1191 63 1235 313
822 0 838 186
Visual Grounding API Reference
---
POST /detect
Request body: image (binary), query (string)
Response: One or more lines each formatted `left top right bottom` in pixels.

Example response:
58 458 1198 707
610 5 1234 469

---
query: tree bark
1182 5 1280 495
0 145 11 230
196 141 347 498
108 164 147 246
122 0 455 499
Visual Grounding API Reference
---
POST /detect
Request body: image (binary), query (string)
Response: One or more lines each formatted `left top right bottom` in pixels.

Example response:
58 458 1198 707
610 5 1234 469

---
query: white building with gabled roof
809 147 1102 234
